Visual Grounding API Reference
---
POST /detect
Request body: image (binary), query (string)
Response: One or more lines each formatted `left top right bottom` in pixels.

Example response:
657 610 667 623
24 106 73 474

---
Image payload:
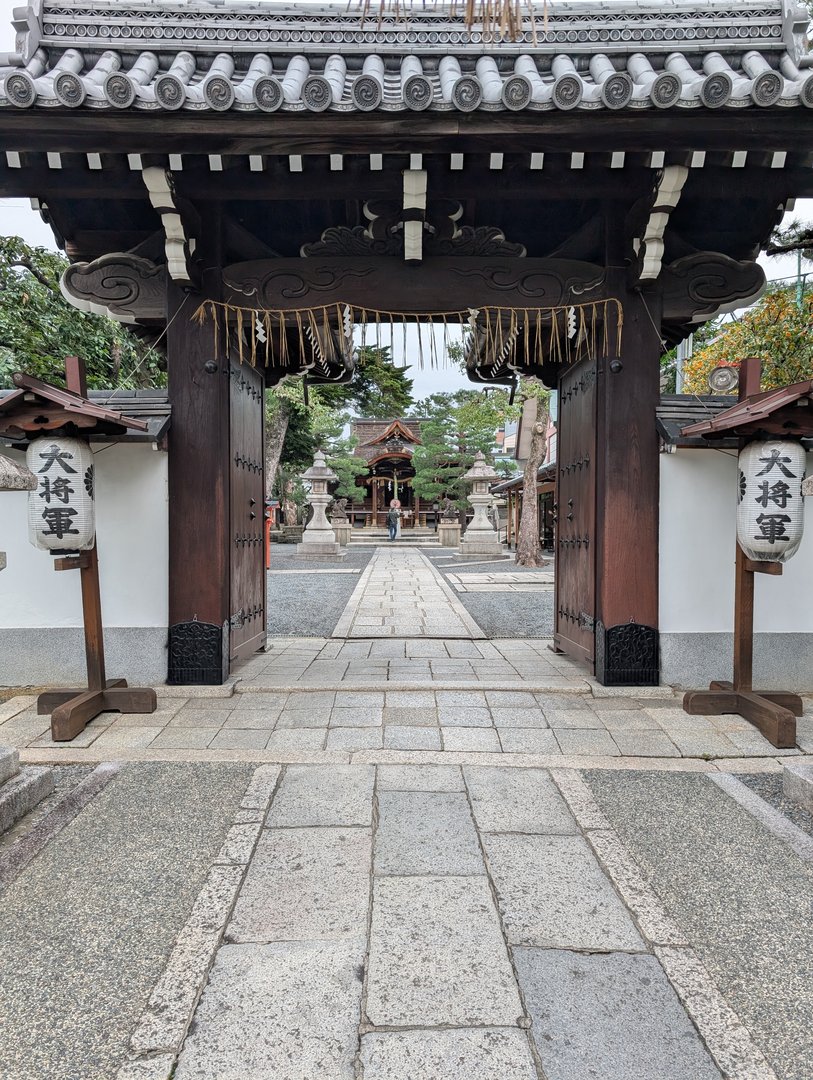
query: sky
0 0 809 398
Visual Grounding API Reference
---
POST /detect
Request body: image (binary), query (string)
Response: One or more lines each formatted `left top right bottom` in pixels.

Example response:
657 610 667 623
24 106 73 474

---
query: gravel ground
0 762 252 1080
429 552 555 638
267 546 374 638
738 772 813 838
585 770 813 1080
446 589 555 638
266 544 555 639
0 764 94 856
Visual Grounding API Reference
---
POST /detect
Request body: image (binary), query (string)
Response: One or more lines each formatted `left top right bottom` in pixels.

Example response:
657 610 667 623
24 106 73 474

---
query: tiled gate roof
1 0 811 113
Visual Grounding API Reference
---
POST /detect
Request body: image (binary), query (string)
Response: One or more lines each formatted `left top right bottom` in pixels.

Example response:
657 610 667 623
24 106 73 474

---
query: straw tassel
189 298 623 375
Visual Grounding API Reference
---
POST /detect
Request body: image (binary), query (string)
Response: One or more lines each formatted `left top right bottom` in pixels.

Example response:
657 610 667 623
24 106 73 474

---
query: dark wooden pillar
593 269 662 685
166 270 232 684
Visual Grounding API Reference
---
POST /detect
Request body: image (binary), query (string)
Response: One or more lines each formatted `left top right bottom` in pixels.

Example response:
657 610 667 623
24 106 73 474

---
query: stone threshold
232 680 594 694
18 748 793 771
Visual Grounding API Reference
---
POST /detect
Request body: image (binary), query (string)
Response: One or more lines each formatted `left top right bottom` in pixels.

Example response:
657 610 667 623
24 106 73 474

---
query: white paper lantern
26 437 95 552
737 439 806 563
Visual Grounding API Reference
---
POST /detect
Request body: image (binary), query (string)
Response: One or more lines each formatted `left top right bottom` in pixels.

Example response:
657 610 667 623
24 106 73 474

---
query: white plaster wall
659 448 813 634
0 443 168 629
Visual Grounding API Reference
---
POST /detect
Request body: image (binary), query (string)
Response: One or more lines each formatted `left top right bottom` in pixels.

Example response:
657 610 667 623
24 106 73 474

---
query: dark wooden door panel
554 355 597 668
229 360 266 661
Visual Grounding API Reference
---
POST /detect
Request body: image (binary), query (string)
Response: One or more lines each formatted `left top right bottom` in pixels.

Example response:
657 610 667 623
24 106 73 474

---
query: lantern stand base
682 547 800 750
39 542 157 743
37 684 158 743
683 685 801 750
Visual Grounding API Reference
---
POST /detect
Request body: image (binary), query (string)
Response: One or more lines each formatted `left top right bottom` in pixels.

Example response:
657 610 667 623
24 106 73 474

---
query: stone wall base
660 632 813 692
0 627 169 687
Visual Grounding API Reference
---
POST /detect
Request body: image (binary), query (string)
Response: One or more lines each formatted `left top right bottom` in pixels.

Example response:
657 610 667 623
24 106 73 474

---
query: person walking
386 503 400 542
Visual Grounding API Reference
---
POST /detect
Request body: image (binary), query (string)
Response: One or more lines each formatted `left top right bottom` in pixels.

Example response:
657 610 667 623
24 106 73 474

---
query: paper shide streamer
192 298 623 375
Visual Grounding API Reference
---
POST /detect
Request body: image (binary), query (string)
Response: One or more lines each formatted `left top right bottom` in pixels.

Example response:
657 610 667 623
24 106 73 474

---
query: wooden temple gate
2 0 812 684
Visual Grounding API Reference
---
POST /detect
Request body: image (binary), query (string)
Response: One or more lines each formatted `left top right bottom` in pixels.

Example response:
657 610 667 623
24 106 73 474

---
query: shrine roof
491 460 556 492
351 418 425 444
1 0 810 114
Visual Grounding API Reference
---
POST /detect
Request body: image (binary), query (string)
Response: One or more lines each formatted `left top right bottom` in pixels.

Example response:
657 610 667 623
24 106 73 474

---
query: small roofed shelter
492 462 557 551
0 371 151 441
1 0 812 685
677 363 813 747
0 370 172 688
681 379 813 441
350 418 426 528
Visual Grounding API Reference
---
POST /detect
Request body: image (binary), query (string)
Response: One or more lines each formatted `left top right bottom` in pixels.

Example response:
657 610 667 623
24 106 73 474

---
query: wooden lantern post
0 357 157 740
682 358 811 748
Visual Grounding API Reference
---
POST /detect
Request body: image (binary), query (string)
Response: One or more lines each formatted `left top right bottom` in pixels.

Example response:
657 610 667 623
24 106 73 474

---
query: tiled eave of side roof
0 388 171 444
1 0 811 113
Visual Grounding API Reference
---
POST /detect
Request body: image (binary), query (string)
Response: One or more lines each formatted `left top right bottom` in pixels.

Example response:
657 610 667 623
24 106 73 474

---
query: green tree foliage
318 345 414 417
326 438 370 502
0 237 165 389
265 343 408 503
682 286 813 393
410 388 518 508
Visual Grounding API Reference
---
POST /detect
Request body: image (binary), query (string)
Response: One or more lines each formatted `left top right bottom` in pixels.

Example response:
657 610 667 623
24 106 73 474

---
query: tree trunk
265 398 290 500
282 476 298 527
515 418 548 567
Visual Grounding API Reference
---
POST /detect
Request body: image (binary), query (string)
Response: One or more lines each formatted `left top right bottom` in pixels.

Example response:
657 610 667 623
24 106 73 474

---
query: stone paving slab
374 791 483 876
266 764 374 827
228 827 372 944
482 833 644 950
173 940 364 1080
464 766 577 834
376 764 463 791
332 548 485 639
359 1029 538 1080
5 760 808 1080
515 949 722 1080
365 875 523 1027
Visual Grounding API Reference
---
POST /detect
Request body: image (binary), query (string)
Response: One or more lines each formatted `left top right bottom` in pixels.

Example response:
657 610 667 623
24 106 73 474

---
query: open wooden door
229 359 266 663
553 354 597 670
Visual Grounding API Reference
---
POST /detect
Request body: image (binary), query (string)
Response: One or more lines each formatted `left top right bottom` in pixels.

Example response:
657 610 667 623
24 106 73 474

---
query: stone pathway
447 571 555 593
6 678 812 764
332 547 485 639
239 636 586 689
1 760 796 1080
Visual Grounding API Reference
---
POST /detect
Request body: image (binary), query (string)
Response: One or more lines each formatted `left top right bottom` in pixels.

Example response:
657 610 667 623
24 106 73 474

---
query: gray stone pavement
6 760 809 1079
332 546 485 638
5 675 812 764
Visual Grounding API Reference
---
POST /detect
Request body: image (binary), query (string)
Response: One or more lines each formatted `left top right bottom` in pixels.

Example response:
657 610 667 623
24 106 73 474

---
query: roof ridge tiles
3 0 808 112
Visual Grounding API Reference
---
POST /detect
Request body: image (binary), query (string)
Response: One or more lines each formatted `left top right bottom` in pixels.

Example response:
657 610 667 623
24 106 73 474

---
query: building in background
349 418 428 528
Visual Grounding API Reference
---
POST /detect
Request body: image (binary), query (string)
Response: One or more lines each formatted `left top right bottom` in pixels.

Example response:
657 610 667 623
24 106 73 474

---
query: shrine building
0 0 811 687
349 418 428 529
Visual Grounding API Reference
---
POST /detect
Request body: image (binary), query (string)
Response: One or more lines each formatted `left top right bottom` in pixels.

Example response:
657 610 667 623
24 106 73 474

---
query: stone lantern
296 449 346 560
459 451 504 558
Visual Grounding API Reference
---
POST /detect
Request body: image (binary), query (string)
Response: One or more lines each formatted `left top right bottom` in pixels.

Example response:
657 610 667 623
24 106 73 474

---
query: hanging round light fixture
736 439 806 563
26 437 96 552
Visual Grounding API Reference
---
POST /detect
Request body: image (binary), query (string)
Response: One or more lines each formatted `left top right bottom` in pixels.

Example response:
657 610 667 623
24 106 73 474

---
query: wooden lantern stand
37 540 157 742
0 356 157 741
682 358 810 749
